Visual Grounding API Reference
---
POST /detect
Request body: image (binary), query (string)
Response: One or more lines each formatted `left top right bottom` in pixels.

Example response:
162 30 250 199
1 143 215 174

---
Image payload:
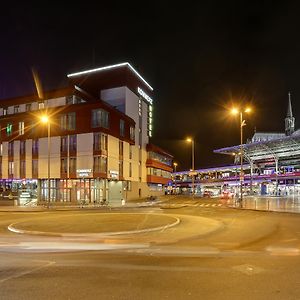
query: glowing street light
40 115 51 208
230 106 253 207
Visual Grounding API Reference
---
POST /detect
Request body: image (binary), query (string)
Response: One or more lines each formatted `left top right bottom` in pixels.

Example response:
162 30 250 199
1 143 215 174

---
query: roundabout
8 213 181 237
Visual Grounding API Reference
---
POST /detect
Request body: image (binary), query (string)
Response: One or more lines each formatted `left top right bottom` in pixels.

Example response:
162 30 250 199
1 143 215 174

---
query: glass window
14 106 19 113
26 103 32 112
91 109 109 128
129 145 133 159
8 161 14 176
130 126 135 141
129 162 132 177
93 133 108 151
60 113 76 131
8 142 14 156
38 102 45 109
6 123 12 137
32 159 38 176
61 136 68 152
93 156 107 173
61 158 67 173
69 157 76 174
20 140 26 156
120 119 125 137
20 160 26 177
119 160 123 177
119 141 123 156
19 122 25 135
32 139 39 155
69 135 77 152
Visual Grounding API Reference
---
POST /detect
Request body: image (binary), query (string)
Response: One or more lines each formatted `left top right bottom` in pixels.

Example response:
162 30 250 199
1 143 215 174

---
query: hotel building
0 63 173 205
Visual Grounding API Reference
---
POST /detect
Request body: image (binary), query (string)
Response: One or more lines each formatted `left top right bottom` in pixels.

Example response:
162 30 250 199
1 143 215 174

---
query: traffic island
7 213 181 237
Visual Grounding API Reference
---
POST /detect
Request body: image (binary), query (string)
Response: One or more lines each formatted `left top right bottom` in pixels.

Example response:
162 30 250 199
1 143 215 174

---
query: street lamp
173 162 178 194
186 137 195 196
231 107 252 207
40 115 51 208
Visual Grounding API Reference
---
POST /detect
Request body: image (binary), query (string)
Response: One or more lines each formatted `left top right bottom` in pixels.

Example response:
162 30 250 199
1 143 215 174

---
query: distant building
0 63 173 205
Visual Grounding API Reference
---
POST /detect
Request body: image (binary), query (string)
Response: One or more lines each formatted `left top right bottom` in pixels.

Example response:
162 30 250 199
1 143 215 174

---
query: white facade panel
7 106 13 115
25 139 32 179
38 136 60 178
46 97 66 108
77 133 93 170
19 104 26 113
107 135 120 179
2 142 8 178
14 141 20 178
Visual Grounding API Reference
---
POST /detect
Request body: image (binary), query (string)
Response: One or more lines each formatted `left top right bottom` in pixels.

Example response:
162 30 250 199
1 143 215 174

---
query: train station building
173 95 300 197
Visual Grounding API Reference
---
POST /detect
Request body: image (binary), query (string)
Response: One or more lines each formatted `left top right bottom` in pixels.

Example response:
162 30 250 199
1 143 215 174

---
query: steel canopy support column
275 158 279 195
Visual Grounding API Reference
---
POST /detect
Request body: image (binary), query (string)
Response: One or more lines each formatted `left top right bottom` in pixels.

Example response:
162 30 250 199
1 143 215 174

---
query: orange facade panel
146 159 173 172
147 175 170 185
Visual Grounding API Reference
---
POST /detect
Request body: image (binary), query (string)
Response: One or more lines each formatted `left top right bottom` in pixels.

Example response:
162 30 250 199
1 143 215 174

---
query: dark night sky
1 1 300 171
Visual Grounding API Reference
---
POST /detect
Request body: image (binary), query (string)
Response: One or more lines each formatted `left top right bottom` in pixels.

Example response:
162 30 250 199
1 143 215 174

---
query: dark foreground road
0 196 300 300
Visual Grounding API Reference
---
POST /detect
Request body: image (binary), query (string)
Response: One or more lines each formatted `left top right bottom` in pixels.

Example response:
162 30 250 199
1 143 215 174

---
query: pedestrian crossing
159 202 226 208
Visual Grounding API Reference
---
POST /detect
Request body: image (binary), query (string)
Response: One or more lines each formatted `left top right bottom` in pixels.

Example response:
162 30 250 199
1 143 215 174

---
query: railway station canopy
214 133 300 164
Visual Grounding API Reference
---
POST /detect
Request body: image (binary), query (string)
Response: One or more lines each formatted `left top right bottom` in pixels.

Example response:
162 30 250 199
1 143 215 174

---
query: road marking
266 246 300 256
0 260 55 284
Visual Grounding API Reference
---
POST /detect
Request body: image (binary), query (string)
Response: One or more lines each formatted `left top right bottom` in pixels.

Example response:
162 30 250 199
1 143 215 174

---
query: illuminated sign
76 169 93 178
138 87 153 105
109 170 119 179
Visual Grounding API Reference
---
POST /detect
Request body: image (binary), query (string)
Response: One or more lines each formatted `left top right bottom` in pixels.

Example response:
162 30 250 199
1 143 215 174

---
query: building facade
0 63 172 205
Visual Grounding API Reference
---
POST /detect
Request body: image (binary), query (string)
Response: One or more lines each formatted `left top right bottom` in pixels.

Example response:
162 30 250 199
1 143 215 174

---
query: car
221 191 233 199
203 190 213 197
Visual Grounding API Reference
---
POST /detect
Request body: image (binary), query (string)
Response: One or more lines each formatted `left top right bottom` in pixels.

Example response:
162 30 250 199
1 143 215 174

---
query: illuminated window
6 123 12 136
3 108 7 116
19 122 25 135
38 102 45 109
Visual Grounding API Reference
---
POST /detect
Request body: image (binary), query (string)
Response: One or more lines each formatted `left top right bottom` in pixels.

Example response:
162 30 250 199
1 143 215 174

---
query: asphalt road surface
1 196 300 300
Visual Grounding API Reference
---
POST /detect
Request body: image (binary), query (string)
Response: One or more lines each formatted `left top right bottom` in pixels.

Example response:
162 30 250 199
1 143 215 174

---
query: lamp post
41 115 50 208
231 107 251 207
173 162 178 194
186 138 195 196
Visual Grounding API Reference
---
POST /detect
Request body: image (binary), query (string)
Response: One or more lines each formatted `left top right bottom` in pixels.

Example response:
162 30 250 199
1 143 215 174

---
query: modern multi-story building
0 63 173 205
173 95 300 197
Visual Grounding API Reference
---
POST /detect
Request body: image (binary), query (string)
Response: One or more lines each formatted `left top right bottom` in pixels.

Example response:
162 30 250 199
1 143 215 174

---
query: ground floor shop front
0 178 163 206
173 177 300 197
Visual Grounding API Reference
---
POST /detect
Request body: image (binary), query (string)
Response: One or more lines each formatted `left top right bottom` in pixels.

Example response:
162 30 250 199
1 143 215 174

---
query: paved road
1 196 300 299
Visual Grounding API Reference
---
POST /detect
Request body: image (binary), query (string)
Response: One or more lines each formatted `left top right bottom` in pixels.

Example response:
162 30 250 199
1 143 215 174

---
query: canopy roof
214 133 300 162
